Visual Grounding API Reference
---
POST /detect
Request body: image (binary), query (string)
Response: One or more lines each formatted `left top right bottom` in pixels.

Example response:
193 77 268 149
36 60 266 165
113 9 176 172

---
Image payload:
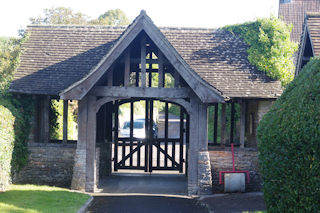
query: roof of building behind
305 12 320 56
10 24 282 99
279 0 320 43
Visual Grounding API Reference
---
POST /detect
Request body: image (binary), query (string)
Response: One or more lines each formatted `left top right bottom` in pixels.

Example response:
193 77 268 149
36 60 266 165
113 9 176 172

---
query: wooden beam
220 103 226 147
174 70 180 88
213 103 218 145
158 52 164 88
77 97 88 150
124 50 130 87
91 86 192 99
142 20 224 103
107 66 113 86
86 96 97 192
240 100 246 148
41 96 50 143
63 100 68 144
141 36 146 88
60 21 144 100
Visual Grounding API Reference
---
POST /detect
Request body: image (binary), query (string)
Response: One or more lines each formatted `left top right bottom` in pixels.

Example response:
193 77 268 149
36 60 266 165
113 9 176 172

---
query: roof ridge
159 26 218 31
27 24 127 29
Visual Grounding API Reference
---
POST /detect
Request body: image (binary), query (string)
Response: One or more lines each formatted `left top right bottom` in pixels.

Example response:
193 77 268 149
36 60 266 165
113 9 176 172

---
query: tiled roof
306 13 320 56
10 25 282 99
279 0 320 43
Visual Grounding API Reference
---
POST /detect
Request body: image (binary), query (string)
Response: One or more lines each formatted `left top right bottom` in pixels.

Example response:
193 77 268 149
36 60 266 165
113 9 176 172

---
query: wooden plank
107 66 113 86
92 86 191 99
142 22 224 103
124 50 130 87
186 112 190 176
77 96 88 150
240 100 246 148
63 100 68 144
230 102 235 144
60 21 144 100
86 95 97 192
220 104 226 147
149 100 153 172
43 96 50 143
130 101 134 166
144 100 149 172
158 52 164 88
141 36 146 88
174 70 180 88
165 102 169 168
213 103 218 145
198 103 208 151
114 101 119 171
179 107 184 173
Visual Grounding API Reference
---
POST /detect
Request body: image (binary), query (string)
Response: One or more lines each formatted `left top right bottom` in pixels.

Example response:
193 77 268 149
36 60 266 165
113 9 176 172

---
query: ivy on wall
223 17 298 86
0 34 34 190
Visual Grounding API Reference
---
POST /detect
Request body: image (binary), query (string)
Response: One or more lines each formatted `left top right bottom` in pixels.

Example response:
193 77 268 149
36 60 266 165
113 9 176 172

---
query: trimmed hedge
0 105 15 191
257 58 320 212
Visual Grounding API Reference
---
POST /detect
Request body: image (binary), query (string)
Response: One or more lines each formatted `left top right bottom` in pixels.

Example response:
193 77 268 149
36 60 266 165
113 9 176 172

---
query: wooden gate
113 99 189 173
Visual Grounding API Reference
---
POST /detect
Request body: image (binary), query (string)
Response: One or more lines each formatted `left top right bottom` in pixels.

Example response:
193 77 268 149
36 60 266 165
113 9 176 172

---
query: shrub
224 17 298 86
0 105 15 191
257 58 320 212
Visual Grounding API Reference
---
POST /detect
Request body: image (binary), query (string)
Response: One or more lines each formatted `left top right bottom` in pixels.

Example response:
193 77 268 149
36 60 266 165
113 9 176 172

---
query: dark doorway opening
112 98 189 174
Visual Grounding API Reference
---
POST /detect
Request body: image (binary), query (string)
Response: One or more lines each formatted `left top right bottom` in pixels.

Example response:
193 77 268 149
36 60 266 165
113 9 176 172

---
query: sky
0 0 279 37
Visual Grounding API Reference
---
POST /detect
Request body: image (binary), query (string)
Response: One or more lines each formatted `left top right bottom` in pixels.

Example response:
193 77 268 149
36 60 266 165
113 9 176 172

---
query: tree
257 58 320 212
30 7 89 25
0 37 24 92
91 9 130 26
30 7 130 26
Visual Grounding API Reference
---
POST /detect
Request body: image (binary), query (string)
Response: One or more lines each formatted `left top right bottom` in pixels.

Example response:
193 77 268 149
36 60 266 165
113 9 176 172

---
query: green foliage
0 35 34 177
0 105 14 191
30 7 130 26
30 7 89 25
91 9 130 26
50 100 78 140
257 58 320 212
224 17 298 86
0 37 22 92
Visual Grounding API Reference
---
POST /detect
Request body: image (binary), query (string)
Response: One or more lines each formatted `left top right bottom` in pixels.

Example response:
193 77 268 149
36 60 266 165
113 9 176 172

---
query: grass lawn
0 184 90 213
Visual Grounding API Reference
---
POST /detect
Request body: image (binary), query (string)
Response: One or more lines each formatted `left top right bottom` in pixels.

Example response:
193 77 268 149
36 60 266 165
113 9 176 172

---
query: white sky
1 0 279 37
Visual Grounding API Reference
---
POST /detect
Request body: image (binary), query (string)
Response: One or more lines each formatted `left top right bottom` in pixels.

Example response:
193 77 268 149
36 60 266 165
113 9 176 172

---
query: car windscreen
122 121 144 129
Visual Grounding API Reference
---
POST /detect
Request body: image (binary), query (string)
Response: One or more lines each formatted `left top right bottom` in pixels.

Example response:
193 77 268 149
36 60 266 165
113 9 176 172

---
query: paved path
86 195 208 213
199 192 266 213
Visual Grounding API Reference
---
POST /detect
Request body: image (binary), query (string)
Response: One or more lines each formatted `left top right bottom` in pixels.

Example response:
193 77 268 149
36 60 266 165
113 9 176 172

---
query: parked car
119 118 158 138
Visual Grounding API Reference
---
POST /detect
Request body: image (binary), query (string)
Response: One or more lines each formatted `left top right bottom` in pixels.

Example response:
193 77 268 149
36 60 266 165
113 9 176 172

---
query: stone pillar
188 96 213 195
187 96 199 195
197 103 212 195
71 97 88 191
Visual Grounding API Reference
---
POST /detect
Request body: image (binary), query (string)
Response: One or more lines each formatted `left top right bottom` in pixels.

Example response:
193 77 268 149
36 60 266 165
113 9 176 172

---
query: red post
232 143 235 171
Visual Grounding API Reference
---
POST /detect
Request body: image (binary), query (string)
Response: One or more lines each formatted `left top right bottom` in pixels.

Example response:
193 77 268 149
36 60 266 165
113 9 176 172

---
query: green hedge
257 58 320 212
0 105 15 191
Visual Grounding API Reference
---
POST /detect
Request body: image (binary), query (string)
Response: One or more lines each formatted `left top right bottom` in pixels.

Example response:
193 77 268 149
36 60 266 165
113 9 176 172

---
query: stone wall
14 143 76 187
246 100 274 147
209 147 261 192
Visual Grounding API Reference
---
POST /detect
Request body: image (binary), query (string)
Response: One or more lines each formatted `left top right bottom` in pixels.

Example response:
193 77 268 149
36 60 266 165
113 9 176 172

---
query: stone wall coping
28 142 77 148
208 146 258 152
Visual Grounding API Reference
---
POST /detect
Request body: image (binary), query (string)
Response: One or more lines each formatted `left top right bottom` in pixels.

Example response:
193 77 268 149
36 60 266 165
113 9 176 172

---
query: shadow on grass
0 189 89 213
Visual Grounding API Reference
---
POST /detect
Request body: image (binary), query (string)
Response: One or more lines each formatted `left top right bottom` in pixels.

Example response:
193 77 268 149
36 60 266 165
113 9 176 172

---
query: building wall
14 143 76 187
209 147 261 192
246 100 274 147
